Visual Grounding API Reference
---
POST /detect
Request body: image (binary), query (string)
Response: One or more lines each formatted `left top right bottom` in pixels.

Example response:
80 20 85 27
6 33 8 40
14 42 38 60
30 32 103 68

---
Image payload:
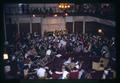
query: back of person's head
24 65 29 69
72 67 77 70
65 66 70 72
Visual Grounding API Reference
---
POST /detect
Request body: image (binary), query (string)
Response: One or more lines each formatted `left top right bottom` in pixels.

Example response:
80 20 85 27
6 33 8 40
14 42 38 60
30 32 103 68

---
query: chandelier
58 3 71 10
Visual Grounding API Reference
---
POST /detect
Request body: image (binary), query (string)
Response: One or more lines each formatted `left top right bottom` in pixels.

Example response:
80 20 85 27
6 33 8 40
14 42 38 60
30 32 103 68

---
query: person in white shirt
62 70 69 79
102 70 109 79
36 67 47 79
61 65 69 79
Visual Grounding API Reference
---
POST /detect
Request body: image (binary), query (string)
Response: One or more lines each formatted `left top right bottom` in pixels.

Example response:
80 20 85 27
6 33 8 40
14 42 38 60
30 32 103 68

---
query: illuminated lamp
65 5 67 8
68 5 70 8
65 13 68 16
59 5 62 8
3 53 8 60
98 29 102 33
61 5 64 8
58 3 71 11
54 14 58 17
33 14 36 17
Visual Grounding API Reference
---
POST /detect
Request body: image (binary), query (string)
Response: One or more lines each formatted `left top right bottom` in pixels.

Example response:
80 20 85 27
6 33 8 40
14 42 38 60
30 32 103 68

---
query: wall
41 17 66 36
66 22 73 34
6 24 18 43
32 23 41 35
19 23 30 34
74 22 83 34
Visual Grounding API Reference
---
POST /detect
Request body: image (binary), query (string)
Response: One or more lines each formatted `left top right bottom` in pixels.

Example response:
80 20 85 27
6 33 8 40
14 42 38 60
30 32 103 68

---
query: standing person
109 37 116 58
4 60 14 79
52 54 64 72
10 56 19 79
101 44 110 58
17 59 24 79
61 65 70 79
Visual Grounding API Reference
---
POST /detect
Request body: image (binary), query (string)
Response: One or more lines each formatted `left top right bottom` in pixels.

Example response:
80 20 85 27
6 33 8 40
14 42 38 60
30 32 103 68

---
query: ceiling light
68 5 70 8
61 5 64 8
59 5 62 8
65 5 67 8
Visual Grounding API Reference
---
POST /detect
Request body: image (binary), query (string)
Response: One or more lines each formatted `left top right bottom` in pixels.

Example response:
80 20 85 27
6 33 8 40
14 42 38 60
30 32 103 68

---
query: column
64 16 66 33
41 17 44 37
18 22 20 33
3 9 7 41
83 16 86 34
30 16 32 33
17 16 20 33
72 17 75 33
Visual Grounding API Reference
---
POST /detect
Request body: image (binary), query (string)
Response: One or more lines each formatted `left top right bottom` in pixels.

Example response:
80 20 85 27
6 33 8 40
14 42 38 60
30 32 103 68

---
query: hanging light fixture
58 3 71 10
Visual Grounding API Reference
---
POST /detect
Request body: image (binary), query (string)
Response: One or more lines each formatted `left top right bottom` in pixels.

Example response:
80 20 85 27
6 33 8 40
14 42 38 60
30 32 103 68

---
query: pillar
83 16 86 34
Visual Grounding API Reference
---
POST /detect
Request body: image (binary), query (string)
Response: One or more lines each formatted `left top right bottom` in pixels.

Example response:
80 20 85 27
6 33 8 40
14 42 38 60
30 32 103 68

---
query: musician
61 65 70 79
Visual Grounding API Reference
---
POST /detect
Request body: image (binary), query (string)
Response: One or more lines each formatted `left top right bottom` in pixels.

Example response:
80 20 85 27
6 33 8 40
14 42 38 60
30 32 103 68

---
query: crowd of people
4 32 116 79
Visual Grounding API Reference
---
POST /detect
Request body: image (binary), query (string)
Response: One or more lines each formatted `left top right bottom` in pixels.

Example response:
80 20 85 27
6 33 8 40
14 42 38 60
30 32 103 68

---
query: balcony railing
4 4 115 20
